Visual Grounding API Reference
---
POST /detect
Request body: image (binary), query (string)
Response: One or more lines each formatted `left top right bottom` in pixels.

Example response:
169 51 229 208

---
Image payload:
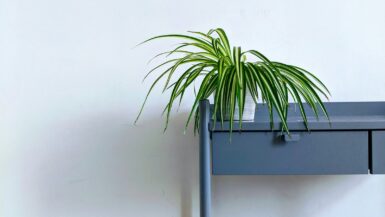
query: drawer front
371 131 385 174
212 131 368 175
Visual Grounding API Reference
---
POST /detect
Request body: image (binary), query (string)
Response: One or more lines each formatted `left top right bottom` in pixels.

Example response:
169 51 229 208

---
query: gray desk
199 100 385 217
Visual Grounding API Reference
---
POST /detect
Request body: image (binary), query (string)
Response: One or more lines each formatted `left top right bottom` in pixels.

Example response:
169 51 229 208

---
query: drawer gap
369 131 373 174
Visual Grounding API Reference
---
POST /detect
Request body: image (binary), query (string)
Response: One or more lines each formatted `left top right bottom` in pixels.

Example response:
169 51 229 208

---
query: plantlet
135 28 330 134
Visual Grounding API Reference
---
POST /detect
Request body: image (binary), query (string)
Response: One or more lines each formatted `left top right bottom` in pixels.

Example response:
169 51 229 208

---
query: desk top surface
209 101 385 131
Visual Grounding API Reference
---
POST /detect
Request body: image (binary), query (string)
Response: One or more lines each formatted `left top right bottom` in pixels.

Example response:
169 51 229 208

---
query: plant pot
218 91 256 121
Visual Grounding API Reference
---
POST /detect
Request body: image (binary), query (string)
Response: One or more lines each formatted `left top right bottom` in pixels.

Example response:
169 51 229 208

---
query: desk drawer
371 131 385 174
212 131 368 175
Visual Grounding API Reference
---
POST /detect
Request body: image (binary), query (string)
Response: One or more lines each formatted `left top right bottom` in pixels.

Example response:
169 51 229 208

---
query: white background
1 0 385 216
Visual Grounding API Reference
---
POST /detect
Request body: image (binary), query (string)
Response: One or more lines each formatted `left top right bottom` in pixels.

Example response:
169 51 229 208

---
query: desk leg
199 100 211 217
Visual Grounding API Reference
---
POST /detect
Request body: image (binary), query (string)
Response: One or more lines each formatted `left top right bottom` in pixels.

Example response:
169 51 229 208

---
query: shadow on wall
33 111 198 216
212 174 369 217
32 109 373 217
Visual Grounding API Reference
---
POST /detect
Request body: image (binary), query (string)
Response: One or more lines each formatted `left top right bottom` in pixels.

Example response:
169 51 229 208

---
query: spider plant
135 28 330 134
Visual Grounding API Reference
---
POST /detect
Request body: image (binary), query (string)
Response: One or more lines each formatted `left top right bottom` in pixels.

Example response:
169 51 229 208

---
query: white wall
1 0 385 216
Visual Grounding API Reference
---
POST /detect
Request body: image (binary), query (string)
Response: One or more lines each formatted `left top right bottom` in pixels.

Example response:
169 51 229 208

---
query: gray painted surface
212 131 369 175
372 131 385 174
210 102 385 131
204 102 385 175
200 101 385 217
199 100 211 217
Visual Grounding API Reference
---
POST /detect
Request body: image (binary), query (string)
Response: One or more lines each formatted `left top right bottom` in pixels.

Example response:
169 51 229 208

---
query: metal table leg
199 100 211 217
